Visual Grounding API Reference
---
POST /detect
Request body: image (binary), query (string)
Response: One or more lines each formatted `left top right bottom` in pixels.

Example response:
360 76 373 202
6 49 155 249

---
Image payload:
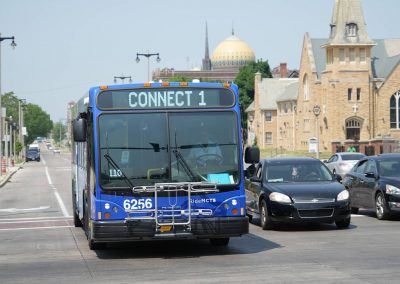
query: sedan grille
293 198 335 204
298 208 334 218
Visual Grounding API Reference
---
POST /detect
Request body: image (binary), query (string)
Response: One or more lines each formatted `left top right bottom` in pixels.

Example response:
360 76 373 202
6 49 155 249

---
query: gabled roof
276 81 299 102
245 78 298 112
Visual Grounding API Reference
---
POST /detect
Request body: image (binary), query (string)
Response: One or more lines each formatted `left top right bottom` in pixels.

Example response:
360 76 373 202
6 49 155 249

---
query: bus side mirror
245 146 260 164
73 118 87 142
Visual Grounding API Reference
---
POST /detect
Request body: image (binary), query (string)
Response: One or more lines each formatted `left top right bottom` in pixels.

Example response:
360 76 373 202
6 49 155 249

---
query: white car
324 152 366 178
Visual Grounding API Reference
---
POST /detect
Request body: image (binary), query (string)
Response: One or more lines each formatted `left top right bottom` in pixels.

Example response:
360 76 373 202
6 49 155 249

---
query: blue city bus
71 81 251 249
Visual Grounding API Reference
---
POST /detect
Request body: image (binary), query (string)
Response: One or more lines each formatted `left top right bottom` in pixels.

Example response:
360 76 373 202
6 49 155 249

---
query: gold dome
211 35 255 70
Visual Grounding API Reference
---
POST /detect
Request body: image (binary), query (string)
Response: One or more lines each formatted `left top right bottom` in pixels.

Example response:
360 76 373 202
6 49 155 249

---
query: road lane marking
0 216 71 221
44 164 70 218
0 206 50 213
0 225 73 231
45 166 53 185
54 190 70 217
0 217 73 231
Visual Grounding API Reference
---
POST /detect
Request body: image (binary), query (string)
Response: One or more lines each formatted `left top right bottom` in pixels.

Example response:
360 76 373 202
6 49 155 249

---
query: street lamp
0 33 17 175
59 118 67 148
136 51 161 81
313 105 321 159
18 99 26 160
113 75 132 84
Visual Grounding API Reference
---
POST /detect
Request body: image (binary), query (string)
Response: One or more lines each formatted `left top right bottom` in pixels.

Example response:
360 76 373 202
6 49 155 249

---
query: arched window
390 90 400 129
346 23 358 37
303 74 309 101
345 118 362 140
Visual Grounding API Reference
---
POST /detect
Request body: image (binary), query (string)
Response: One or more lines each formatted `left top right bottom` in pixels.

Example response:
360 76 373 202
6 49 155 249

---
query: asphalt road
1 147 400 284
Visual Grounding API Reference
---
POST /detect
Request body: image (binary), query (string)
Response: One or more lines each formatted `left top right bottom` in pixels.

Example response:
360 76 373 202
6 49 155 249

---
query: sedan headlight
269 192 292 204
337 190 349 201
386 184 400 195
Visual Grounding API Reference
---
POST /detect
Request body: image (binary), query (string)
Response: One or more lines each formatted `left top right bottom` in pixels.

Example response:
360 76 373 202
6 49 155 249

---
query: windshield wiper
172 149 199 181
104 153 134 189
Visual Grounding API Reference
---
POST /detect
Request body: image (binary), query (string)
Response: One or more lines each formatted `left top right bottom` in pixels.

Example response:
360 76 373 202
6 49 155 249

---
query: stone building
247 0 400 155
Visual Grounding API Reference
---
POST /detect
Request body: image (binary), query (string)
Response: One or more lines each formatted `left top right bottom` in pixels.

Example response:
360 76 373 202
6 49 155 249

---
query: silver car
324 152 366 178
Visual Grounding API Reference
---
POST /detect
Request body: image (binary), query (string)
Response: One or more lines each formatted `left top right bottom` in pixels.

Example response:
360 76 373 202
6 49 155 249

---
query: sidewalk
0 164 22 188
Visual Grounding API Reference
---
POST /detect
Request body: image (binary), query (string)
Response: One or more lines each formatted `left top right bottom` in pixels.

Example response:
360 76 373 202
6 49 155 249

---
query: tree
234 60 272 141
24 104 53 144
52 122 67 145
2 92 20 124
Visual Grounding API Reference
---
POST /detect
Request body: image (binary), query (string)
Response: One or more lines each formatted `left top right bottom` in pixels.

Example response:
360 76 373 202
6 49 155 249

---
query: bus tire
209 238 230 246
72 193 82 227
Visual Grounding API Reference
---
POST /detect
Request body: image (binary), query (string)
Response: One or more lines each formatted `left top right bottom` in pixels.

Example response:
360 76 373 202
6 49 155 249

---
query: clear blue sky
0 0 399 122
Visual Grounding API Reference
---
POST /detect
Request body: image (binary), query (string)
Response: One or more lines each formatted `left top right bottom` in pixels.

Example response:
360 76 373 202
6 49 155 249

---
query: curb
0 166 22 188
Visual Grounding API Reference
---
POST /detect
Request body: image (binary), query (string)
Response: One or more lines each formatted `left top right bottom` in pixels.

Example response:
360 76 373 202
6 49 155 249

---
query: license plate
159 225 172 232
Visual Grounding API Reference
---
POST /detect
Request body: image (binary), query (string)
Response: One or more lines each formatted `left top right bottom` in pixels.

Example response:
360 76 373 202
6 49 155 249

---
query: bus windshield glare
98 112 239 189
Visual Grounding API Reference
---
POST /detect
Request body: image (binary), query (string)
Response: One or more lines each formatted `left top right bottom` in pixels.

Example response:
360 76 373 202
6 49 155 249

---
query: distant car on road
245 157 351 230
53 149 61 154
343 153 400 220
26 149 40 162
324 152 366 178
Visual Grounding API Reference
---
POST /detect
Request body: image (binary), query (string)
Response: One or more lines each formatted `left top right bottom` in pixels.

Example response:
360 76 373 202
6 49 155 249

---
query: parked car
324 152 366 178
342 153 400 220
245 156 351 230
26 149 40 162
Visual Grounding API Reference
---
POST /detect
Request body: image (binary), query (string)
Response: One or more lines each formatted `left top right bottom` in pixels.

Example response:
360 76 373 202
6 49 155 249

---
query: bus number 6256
123 198 153 210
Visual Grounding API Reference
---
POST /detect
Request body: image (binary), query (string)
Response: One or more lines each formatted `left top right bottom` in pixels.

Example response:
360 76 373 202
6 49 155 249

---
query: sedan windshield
98 112 239 189
265 160 333 183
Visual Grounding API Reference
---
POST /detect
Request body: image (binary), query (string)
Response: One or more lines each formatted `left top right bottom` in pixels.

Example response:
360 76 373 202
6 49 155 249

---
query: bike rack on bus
126 182 218 234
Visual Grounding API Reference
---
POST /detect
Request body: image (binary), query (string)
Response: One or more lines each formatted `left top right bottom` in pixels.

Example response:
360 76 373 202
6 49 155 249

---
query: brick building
247 0 400 155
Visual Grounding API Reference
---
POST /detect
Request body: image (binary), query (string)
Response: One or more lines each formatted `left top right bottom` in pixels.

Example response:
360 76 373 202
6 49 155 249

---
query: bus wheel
88 228 107 250
210 238 230 246
72 194 82 227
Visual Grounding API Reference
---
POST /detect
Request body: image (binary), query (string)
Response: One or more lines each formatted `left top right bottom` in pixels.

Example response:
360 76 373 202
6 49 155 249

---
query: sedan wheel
335 217 350 229
260 200 273 230
375 192 390 220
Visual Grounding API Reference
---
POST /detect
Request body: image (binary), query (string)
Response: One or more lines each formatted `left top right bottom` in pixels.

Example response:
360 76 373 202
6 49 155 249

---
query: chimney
280 63 287 78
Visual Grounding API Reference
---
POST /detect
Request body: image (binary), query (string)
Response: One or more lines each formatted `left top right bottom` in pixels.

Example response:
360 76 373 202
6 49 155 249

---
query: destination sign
97 87 235 109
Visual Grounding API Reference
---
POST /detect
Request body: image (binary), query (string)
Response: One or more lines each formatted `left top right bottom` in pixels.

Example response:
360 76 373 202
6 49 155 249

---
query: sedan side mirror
365 172 377 179
249 176 261 183
335 174 342 183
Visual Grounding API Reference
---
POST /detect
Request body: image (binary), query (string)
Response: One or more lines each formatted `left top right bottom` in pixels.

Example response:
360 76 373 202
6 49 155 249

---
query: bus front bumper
90 217 249 242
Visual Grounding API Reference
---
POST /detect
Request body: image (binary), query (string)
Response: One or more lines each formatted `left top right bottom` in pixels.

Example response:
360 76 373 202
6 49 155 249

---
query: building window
390 90 400 129
303 119 310 132
265 111 272 122
346 118 361 140
360 48 366 63
356 88 361 101
303 74 309 101
346 23 358 37
339 48 345 63
349 48 355 63
265 132 272 144
326 49 333 65
348 88 352 101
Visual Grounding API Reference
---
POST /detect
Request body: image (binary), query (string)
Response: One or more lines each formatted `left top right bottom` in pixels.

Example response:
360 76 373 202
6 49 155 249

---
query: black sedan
343 153 400 220
245 157 351 229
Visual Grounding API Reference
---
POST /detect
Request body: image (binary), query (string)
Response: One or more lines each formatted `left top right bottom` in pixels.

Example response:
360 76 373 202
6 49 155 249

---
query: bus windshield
98 112 239 189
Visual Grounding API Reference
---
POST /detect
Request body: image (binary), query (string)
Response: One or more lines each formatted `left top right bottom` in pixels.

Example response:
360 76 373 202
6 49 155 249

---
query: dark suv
26 149 40 162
